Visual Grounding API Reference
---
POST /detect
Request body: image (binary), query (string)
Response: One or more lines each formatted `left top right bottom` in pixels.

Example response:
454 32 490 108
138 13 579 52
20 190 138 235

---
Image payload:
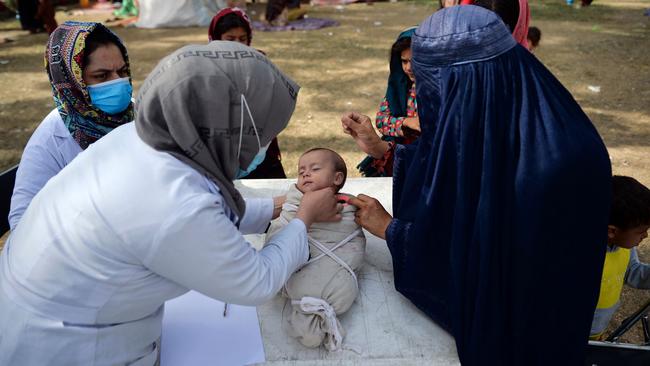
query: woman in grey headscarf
0 41 341 365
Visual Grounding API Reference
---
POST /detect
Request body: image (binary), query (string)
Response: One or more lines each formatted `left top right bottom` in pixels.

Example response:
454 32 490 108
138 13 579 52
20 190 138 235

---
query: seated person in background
527 26 541 52
208 7 287 179
590 175 650 340
9 22 134 230
345 0 531 179
113 0 138 18
358 27 419 177
263 0 306 27
266 148 366 351
18 0 57 34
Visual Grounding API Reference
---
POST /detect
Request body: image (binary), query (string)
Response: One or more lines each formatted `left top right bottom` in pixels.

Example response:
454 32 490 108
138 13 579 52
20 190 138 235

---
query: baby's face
297 150 343 193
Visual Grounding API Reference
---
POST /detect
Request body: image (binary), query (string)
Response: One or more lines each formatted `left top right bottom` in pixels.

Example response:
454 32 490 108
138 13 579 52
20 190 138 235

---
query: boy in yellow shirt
590 176 650 339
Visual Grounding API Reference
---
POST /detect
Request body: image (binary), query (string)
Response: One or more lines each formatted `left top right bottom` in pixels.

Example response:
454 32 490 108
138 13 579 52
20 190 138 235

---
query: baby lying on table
265 148 366 352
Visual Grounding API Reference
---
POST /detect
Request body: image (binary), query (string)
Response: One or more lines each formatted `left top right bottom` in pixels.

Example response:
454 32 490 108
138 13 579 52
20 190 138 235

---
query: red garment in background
512 0 530 48
459 0 530 48
37 0 58 34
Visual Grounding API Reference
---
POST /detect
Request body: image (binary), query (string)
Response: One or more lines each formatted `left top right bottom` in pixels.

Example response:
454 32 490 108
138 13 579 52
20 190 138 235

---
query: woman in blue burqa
345 5 611 365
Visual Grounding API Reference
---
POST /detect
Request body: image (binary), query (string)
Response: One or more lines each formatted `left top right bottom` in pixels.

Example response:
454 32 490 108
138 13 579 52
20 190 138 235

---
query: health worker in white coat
0 41 342 365
9 21 135 230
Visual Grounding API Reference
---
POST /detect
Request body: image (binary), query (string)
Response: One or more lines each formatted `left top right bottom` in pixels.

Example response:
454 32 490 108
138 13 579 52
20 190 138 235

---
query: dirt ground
1 0 649 343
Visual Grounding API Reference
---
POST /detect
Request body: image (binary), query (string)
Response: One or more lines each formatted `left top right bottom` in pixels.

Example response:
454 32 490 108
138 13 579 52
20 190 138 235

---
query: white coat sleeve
9 139 62 231
142 193 308 306
239 198 273 234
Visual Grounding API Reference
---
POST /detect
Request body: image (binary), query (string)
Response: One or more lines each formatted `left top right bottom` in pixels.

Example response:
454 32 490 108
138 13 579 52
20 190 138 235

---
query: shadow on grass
279 133 363 154
0 99 56 170
589 108 650 148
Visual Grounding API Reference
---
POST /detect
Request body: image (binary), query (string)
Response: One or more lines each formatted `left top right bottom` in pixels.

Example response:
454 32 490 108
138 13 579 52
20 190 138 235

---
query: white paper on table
161 290 265 366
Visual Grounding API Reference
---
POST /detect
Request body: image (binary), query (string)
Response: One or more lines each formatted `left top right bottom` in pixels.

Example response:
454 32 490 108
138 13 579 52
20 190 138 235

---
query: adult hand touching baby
348 194 392 240
296 187 343 228
272 195 286 219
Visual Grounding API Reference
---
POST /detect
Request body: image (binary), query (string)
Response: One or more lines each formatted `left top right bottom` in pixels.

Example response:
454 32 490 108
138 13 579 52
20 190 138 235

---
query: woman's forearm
370 140 391 159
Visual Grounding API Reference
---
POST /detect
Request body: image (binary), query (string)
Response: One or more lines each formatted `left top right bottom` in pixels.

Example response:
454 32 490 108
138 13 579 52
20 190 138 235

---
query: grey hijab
135 41 300 221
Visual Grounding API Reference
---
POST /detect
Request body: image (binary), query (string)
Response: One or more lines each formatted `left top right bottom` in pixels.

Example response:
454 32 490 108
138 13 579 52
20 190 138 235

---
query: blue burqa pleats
386 6 611 365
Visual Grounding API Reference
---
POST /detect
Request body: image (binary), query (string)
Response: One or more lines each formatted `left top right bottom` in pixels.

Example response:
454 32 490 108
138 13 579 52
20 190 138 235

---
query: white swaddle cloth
266 184 366 351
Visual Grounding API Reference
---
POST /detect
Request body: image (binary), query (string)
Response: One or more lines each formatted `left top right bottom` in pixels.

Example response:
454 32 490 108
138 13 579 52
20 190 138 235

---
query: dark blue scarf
386 6 611 365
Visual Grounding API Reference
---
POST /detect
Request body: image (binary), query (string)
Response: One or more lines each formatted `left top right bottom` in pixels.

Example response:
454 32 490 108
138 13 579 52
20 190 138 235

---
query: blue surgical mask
236 144 269 179
235 94 267 179
87 77 132 115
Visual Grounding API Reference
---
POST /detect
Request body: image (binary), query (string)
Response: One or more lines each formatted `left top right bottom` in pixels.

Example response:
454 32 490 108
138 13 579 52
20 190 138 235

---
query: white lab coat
0 123 308 365
9 109 82 230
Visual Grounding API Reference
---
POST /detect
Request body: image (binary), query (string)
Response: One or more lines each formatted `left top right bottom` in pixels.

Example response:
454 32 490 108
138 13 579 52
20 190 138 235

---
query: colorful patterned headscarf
45 21 134 150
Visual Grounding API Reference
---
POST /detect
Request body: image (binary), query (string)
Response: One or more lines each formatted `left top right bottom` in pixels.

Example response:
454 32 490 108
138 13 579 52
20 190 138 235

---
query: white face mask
236 94 266 178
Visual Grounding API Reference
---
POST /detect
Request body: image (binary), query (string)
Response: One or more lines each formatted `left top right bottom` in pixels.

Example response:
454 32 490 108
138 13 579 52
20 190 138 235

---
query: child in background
266 148 366 351
208 7 287 179
527 26 541 52
374 28 419 139
357 27 419 177
590 176 650 339
209 7 253 46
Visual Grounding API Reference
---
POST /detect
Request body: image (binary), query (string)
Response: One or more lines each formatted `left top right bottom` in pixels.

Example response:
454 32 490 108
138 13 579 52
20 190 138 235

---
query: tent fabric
386 6 611 365
136 0 226 28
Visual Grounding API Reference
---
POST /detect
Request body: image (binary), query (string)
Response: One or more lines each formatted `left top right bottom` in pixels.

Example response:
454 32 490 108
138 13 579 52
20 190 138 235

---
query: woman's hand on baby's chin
296 187 343 228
